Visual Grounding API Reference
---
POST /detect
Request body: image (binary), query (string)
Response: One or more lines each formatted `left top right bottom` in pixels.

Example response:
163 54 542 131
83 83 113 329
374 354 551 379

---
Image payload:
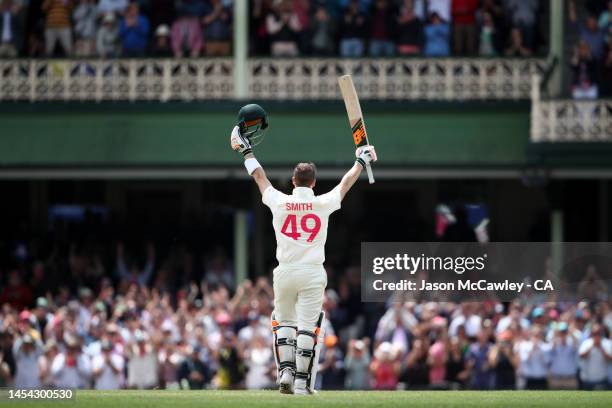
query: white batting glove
230 125 252 157
356 145 377 168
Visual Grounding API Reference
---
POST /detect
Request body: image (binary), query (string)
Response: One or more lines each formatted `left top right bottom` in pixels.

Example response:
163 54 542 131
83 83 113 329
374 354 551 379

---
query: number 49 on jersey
280 214 321 242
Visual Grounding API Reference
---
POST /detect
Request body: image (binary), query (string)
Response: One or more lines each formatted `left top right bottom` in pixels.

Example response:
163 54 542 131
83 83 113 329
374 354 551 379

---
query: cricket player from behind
230 104 377 395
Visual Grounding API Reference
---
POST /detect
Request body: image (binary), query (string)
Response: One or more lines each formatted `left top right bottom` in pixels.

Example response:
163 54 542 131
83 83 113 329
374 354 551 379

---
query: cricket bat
338 75 375 184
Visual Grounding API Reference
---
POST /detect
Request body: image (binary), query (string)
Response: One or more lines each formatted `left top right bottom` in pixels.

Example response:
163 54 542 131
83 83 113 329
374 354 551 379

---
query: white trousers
272 264 326 332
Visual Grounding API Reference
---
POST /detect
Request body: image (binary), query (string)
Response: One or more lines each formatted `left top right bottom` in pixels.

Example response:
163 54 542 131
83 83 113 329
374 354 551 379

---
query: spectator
201 0 231 56
445 336 469 387
401 337 429 388
599 0 612 40
571 41 599 99
116 242 155 287
319 335 345 390
171 0 204 57
479 11 500 56
368 0 395 57
38 339 58 387
344 338 371 390
396 0 424 56
549 322 578 390
178 345 209 389
451 0 479 55
42 0 73 56
51 335 91 389
488 330 517 390
578 324 611 390
13 334 43 389
517 326 551 390
339 0 367 57
72 0 96 56
503 0 538 51
91 340 124 390
466 331 494 390
96 13 119 57
151 24 172 57
0 0 22 57
427 331 447 387
266 0 301 57
424 12 450 56
310 2 336 56
243 335 272 389
126 330 158 389
504 27 531 57
370 341 400 390
449 303 481 339
119 2 150 57
570 0 606 60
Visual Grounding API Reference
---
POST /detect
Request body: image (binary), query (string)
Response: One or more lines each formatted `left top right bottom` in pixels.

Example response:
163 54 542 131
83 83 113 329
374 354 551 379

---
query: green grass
8 390 612 408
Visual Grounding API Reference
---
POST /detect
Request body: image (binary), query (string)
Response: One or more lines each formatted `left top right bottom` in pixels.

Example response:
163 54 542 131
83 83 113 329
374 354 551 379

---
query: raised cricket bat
338 75 375 184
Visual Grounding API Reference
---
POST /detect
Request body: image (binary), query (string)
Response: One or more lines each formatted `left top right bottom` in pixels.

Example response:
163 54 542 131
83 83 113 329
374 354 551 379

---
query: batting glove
356 145 377 168
230 125 252 157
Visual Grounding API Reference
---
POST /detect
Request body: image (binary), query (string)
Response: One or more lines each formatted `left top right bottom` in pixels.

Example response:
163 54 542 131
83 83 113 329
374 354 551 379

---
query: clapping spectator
310 2 336 56
202 0 231 56
370 341 400 390
424 12 450 56
466 331 494 390
452 0 479 55
13 334 43 388
368 0 395 57
72 0 96 56
344 338 371 390
126 330 158 389
571 41 599 99
42 0 73 56
116 242 155 287
178 345 210 389
578 324 612 390
0 0 22 57
266 0 301 57
91 340 124 390
96 13 119 57
51 334 91 389
243 335 273 389
339 0 367 57
517 326 551 390
549 322 578 390
570 0 606 61
171 0 203 58
119 2 150 57
488 330 517 390
396 0 424 56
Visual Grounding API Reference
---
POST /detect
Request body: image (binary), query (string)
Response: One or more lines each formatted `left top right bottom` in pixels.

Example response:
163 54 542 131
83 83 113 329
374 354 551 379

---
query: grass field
7 390 612 408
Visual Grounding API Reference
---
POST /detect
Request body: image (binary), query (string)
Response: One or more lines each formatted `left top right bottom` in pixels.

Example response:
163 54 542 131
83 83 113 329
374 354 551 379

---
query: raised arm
230 125 272 195
338 146 377 200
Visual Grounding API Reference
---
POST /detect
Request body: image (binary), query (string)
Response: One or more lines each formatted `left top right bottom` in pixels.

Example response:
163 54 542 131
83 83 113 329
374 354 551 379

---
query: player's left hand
356 145 377 166
230 125 252 156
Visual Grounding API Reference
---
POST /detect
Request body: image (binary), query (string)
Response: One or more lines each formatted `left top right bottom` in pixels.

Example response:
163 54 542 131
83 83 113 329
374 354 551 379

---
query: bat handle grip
366 163 375 184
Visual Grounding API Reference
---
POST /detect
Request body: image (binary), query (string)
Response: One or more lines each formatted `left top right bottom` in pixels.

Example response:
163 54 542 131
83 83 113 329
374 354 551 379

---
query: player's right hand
230 125 252 157
356 145 377 167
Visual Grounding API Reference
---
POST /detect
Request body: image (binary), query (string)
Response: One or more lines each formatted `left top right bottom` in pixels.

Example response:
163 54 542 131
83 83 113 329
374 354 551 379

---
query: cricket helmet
237 103 268 146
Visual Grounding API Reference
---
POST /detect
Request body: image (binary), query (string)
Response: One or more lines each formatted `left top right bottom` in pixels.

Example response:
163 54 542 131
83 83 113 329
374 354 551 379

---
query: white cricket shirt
262 185 341 265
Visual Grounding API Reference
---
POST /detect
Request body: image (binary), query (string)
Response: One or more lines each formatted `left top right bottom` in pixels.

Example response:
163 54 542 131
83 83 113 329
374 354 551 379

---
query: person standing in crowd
488 330 517 390
504 27 531 57
451 0 479 55
51 335 91 389
549 322 578 389
466 331 494 390
396 0 424 56
42 0 73 56
118 2 150 57
578 324 612 390
517 326 551 390
339 0 367 57
344 339 371 390
72 0 96 56
370 342 400 390
13 334 43 389
96 13 119 57
151 24 172 57
171 0 204 57
126 330 158 389
503 0 538 52
478 11 499 56
201 0 231 56
310 2 336 56
266 0 301 57
571 41 600 99
0 0 22 57
368 0 395 57
570 0 606 61
91 340 124 390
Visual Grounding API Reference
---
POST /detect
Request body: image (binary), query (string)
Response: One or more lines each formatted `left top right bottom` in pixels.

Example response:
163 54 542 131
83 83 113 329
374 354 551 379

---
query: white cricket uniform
263 185 341 331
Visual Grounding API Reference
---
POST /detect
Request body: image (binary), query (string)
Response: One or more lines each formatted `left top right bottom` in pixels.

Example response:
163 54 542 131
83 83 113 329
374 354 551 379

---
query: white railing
0 58 547 102
531 76 612 142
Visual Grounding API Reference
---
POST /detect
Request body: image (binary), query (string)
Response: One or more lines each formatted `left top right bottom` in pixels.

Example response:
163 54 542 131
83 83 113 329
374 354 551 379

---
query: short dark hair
293 162 316 187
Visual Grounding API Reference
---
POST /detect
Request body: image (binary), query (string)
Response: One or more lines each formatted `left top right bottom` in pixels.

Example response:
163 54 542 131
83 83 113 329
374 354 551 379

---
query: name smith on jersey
285 202 313 211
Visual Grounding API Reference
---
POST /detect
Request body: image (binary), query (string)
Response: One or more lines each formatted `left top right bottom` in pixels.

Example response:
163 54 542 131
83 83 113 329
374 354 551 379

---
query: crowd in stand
0 238 610 391
0 0 550 58
569 0 612 99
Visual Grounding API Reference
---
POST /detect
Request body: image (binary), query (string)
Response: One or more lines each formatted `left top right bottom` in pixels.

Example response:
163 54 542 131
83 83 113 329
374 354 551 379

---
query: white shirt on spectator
92 353 124 390
448 314 481 338
517 340 551 379
13 339 43 389
51 353 92 389
549 337 577 377
578 338 611 383
127 345 158 389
